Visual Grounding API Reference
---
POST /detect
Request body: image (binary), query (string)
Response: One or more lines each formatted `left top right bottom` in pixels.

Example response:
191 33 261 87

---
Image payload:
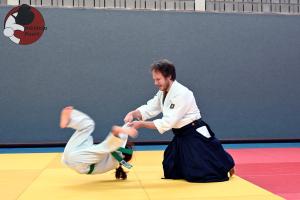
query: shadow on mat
63 179 140 190
63 178 199 191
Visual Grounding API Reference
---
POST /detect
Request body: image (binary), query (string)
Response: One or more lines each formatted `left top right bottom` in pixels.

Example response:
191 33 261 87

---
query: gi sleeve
153 91 193 134
137 93 162 121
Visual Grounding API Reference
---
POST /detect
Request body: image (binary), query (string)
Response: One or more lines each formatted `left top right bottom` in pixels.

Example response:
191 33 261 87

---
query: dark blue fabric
163 120 235 182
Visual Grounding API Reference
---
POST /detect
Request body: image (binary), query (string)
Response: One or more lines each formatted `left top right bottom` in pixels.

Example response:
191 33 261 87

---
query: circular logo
3 4 46 45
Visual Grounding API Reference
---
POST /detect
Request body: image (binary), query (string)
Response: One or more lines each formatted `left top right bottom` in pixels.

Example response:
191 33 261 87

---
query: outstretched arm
124 92 162 123
124 109 142 123
128 120 156 130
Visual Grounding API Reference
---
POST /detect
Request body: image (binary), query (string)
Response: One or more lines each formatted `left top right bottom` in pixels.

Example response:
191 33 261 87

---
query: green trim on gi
87 147 133 174
117 147 133 155
111 148 133 169
111 151 133 169
87 163 95 174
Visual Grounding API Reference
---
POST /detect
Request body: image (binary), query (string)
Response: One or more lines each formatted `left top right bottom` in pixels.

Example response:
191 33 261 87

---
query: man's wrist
140 121 147 129
133 109 142 120
142 121 156 130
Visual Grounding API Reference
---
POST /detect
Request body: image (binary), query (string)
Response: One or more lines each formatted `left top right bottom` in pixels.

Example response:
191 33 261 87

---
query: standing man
124 59 235 183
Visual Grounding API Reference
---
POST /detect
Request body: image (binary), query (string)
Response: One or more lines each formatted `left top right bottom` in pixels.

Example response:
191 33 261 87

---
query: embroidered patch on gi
170 104 175 109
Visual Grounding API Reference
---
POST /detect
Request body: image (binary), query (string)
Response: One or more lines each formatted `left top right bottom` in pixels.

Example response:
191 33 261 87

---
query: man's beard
160 81 170 92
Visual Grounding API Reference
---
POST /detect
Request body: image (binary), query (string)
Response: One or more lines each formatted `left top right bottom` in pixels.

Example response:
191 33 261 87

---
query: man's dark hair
151 59 176 81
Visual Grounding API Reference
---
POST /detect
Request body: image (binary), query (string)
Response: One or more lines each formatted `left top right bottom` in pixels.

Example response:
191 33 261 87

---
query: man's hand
124 110 142 123
124 111 134 123
128 121 143 130
128 121 157 130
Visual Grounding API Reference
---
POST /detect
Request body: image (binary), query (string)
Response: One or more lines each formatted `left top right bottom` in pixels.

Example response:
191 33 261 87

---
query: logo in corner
3 4 46 45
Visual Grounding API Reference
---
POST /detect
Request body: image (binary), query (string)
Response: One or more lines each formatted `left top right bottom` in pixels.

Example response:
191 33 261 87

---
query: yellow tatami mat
0 151 283 200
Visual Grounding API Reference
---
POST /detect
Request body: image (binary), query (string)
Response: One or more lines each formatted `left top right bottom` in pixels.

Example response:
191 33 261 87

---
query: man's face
152 70 172 92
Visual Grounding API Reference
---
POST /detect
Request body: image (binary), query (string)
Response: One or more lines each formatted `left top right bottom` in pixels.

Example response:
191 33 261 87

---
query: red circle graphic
4 4 46 45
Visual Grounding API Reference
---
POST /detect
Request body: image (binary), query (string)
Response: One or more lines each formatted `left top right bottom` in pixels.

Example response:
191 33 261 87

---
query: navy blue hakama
163 119 235 182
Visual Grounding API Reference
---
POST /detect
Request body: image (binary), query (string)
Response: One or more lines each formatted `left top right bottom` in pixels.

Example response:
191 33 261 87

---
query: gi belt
172 119 203 135
87 147 133 174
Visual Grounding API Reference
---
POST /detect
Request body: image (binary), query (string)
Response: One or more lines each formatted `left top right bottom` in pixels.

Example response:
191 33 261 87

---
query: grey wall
0 7 300 145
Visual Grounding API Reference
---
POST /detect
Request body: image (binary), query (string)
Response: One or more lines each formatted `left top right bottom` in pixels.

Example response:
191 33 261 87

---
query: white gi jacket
137 81 201 134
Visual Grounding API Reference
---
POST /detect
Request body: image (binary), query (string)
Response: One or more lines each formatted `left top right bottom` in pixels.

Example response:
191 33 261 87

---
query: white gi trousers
61 109 128 174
